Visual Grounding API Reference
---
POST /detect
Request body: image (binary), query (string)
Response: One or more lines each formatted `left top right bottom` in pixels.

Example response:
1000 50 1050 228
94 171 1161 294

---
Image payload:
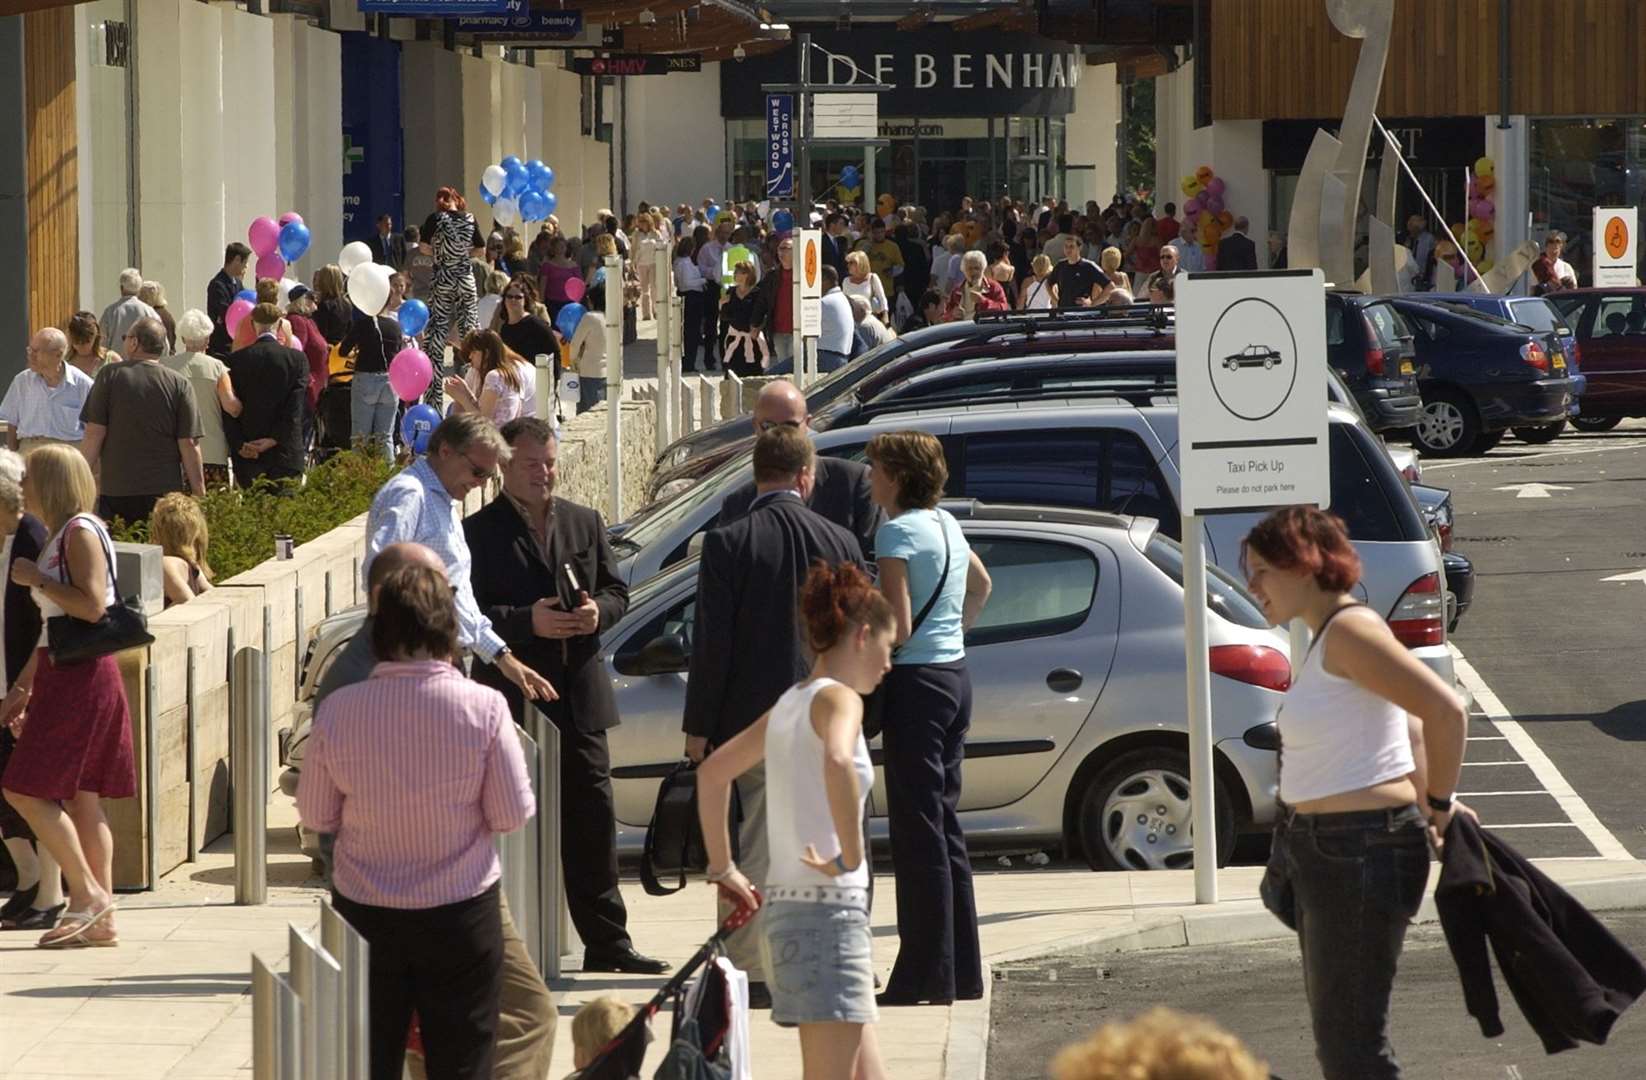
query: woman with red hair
1242 506 1469 1079
419 187 484 408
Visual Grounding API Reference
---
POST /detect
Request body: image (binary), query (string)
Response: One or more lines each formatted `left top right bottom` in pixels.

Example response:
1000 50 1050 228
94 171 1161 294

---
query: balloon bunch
247 212 311 282
1455 156 1497 274
1179 165 1235 270
480 155 557 230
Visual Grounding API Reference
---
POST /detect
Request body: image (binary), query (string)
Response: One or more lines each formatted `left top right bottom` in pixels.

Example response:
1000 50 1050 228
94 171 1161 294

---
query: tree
1122 78 1157 201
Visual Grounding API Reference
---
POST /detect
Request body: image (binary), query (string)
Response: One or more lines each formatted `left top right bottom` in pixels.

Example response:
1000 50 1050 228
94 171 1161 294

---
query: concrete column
0 16 30 362
1066 62 1120 207
402 42 463 221
1485 116 1528 271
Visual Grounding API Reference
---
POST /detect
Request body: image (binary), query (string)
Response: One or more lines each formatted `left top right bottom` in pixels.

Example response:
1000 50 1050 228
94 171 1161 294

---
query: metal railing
234 642 269 905
253 899 368 1080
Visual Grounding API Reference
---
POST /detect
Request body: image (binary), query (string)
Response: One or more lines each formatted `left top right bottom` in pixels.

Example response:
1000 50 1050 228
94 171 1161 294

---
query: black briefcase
642 760 710 896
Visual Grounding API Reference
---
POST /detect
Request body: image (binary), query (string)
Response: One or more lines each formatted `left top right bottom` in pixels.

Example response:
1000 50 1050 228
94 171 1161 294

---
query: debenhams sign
721 29 1081 120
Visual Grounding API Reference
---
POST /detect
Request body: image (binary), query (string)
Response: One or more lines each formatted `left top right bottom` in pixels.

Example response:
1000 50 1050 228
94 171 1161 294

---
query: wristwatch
1426 793 1454 813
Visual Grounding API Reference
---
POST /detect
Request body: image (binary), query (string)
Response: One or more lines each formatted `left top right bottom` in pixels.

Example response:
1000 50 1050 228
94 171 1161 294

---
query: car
609 397 1456 687
1413 292 1585 441
1224 345 1284 371
1546 287 1646 431
284 506 1292 871
1325 291 1424 432
1384 298 1576 456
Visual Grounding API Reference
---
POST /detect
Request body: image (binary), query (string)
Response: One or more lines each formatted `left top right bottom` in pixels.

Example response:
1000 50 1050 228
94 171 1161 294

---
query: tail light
1388 573 1446 647
1571 340 1582 369
1436 519 1453 552
1210 645 1292 692
1362 315 1385 375
1520 340 1549 372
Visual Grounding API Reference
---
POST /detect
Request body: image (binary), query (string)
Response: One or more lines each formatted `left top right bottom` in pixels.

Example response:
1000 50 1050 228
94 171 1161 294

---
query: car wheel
1077 748 1236 872
1513 421 1566 444
1571 415 1622 432
1413 389 1481 457
1473 429 1505 454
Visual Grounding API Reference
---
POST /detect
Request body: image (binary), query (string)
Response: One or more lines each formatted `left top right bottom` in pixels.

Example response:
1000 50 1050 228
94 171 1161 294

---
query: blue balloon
479 184 498 206
519 189 550 222
706 203 722 222
555 302 587 340
526 159 554 190
397 298 430 338
277 220 311 263
772 210 794 233
400 403 441 455
504 163 530 198
500 155 523 173
841 165 861 188
236 289 256 303
541 190 558 217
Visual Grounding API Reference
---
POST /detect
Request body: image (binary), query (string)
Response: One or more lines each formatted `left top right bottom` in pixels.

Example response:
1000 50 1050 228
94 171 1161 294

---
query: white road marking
1478 822 1587 829
1493 482 1573 498
1603 569 1646 586
1458 790 1554 796
1424 438 1646 471
1465 735 1509 741
1452 650 1634 860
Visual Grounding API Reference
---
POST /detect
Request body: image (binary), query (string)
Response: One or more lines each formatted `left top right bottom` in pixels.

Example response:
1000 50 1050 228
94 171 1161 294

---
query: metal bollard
234 645 269 905
185 646 199 862
320 898 371 1080
253 954 303 1080
530 707 575 977
288 926 342 1080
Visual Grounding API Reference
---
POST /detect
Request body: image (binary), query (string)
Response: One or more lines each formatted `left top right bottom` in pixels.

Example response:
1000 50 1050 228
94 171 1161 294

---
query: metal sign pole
604 253 624 519
655 246 672 451
1181 515 1219 904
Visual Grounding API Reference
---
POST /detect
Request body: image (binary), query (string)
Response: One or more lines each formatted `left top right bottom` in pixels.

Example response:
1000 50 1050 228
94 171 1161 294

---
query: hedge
111 450 397 581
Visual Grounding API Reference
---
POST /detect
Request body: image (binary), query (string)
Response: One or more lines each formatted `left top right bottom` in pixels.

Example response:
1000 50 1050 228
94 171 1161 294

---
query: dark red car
1548 288 1646 431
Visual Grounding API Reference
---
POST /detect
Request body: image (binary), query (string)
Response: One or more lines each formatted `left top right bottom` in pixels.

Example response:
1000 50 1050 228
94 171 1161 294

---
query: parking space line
1461 761 1522 765
1457 790 1553 796
1452 651 1634 860
1424 439 1646 471
1478 822 1589 829
1466 735 1509 741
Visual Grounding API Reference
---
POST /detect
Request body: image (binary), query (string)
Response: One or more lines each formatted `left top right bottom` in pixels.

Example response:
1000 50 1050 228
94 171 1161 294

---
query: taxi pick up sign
1594 207 1638 288
1174 269 1330 514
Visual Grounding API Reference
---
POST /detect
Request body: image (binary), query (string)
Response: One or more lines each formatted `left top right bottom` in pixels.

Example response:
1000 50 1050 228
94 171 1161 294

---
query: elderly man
464 417 668 976
99 268 161 359
80 317 205 524
224 304 309 487
850 294 896 354
1 329 93 453
714 379 883 560
363 413 556 705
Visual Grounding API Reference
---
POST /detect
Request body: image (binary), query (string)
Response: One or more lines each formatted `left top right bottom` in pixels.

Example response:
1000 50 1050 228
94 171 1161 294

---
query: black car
1325 291 1424 432
1386 298 1577 456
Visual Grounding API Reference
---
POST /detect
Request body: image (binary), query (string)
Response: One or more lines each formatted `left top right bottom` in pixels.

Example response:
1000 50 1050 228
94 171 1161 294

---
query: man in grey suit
1217 216 1259 271
713 379 884 560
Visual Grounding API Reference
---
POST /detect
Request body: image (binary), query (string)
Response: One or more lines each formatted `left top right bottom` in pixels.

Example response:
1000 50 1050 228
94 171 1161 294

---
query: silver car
283 507 1288 871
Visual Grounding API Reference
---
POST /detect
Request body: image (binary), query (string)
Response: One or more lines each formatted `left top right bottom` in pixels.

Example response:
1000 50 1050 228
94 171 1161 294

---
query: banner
765 94 795 199
340 33 404 244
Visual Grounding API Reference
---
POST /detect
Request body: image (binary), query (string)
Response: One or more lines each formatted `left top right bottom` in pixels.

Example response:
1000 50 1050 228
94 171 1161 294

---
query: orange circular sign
804 238 818 288
1606 216 1630 259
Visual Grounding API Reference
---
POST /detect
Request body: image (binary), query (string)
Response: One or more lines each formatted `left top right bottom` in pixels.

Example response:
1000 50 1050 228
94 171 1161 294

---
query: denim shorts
759 899 878 1027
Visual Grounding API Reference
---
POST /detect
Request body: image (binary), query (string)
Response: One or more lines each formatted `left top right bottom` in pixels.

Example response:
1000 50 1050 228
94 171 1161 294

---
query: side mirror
632 633 689 676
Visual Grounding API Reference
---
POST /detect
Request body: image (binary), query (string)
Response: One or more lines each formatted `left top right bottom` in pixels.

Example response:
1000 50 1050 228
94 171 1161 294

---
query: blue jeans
577 376 608 414
767 348 848 378
351 371 398 460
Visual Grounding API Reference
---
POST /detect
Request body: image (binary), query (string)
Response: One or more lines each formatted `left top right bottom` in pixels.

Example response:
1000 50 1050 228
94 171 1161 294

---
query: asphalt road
988 911 1646 1079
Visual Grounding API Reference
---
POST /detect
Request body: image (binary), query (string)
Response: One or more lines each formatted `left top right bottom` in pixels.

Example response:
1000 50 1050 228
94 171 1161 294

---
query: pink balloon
563 277 586 303
1183 198 1203 216
255 253 286 281
279 211 304 227
1204 194 1225 214
1204 177 1226 196
388 347 434 402
225 298 254 338
248 216 281 258
1472 198 1494 220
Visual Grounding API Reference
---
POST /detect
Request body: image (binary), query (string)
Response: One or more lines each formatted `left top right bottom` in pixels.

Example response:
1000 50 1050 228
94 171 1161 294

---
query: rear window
960 429 1179 538
1328 422 1427 542
1508 299 1562 333
1143 536 1270 630
1363 302 1412 349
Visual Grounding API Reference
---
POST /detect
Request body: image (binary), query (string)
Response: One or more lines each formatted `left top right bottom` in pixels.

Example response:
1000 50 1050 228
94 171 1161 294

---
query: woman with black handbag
0 445 136 948
864 431 992 1007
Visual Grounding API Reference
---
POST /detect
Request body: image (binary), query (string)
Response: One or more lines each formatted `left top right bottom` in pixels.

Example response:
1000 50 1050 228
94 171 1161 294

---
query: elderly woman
137 281 177 354
163 310 242 488
1 328 93 455
942 251 1009 323
1 446 135 948
864 431 992 1006
0 449 54 930
298 562 534 1079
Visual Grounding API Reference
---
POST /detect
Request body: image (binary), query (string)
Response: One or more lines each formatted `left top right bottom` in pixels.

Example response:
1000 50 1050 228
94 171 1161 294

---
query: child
565 996 636 1079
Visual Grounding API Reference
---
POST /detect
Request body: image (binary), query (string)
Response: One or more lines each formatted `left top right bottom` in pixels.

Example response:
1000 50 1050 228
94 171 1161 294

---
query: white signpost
797 228 824 385
1175 268 1329 903
1593 207 1638 288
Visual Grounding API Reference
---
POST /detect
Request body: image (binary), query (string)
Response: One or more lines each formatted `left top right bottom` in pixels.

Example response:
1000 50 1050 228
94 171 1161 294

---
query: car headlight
664 445 692 470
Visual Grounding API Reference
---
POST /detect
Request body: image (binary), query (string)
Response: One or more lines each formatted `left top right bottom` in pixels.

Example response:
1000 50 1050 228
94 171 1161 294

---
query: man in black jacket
683 425 866 997
1217 217 1259 272
206 242 251 359
713 379 884 561
224 304 309 487
367 214 406 269
465 417 668 976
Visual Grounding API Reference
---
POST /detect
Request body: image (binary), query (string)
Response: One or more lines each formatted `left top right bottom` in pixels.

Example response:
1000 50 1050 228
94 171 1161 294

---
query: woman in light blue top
864 430 992 1007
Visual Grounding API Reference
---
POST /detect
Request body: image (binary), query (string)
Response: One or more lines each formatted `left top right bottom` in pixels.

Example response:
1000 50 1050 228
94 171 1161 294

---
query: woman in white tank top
697 562 894 1079
1243 507 1470 1080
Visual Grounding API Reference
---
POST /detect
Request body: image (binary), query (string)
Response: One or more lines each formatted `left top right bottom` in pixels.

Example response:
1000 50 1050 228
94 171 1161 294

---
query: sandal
5 903 64 931
37 901 115 949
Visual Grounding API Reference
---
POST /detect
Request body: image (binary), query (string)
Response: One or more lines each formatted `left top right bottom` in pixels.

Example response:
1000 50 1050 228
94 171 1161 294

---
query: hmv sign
721 28 1081 119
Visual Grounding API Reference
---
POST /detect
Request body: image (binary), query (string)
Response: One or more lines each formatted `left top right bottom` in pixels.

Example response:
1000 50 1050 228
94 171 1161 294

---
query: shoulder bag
642 760 712 896
861 511 952 740
46 515 155 666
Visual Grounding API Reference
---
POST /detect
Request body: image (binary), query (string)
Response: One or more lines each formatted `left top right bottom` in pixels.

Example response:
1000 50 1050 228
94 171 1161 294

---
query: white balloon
347 262 392 317
338 241 374 276
493 197 520 229
482 164 508 198
277 277 299 308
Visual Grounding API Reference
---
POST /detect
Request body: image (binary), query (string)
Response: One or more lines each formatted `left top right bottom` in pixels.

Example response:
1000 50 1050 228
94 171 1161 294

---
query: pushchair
577 889 760 1079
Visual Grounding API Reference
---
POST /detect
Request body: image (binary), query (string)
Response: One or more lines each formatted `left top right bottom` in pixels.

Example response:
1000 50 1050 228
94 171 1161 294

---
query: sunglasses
461 453 497 481
504 293 526 301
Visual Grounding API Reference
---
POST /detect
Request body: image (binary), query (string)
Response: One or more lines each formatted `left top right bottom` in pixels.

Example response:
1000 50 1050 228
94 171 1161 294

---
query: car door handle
1046 668 1083 693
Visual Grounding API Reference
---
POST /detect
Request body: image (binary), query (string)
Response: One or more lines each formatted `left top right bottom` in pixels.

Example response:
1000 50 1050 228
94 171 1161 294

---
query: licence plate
1400 360 1415 375
1554 355 1567 370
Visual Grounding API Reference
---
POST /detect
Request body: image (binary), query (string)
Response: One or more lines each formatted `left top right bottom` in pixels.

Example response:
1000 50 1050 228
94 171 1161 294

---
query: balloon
279 212 304 228
1205 177 1225 196
563 276 586 303
277 278 299 307
1196 165 1214 183
1183 198 1202 216
338 241 373 275
256 253 285 281
1218 211 1234 229
1477 257 1495 274
500 154 523 173
225 299 254 337
518 189 550 222
236 288 257 303
481 164 508 197
1186 180 1204 197
1204 194 1224 214
772 209 794 233
277 220 311 263
346 262 392 316
493 197 520 229
504 163 529 198
705 203 721 222
248 216 281 258
526 160 554 190
479 185 498 206
540 191 558 217
388 347 434 402
1180 175 1198 196
555 302 587 340
397 298 430 338
1476 173 1496 194
1472 198 1494 220
1474 156 1495 178
400 403 441 455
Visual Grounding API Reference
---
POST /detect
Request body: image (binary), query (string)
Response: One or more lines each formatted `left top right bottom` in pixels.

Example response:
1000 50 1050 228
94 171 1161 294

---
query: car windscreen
805 337 914 409
610 448 752 554
1142 535 1270 630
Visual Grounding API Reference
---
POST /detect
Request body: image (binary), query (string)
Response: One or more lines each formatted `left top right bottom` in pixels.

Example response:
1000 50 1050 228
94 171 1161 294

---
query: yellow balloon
1465 239 1484 261
1180 175 1198 196
1474 156 1495 178
1477 258 1495 273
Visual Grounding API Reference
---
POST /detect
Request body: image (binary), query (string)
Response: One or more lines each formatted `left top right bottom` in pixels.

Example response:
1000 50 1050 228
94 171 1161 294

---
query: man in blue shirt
1 329 92 453
817 266 855 373
365 413 557 703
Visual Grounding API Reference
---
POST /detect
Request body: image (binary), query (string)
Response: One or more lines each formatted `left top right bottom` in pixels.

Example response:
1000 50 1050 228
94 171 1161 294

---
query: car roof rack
938 498 1138 532
860 385 1178 420
970 303 1175 334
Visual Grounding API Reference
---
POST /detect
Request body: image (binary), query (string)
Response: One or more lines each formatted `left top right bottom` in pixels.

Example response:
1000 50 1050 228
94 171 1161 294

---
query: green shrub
111 451 398 580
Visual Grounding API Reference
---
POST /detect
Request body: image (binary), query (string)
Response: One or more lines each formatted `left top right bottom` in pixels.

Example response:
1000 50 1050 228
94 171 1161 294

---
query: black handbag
861 513 952 740
642 760 711 896
45 515 155 666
